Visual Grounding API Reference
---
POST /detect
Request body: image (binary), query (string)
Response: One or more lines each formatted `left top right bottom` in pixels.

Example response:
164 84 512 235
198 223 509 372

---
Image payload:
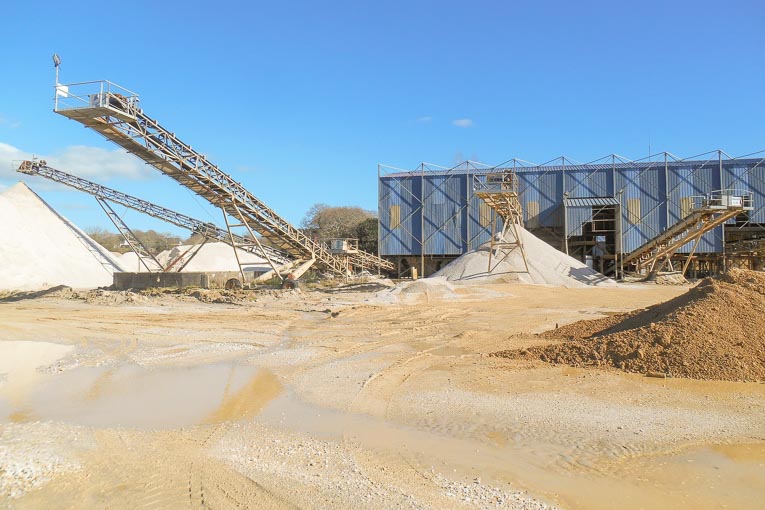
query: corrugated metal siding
616 166 658 253
667 164 722 253
723 164 749 224
745 163 765 223
565 167 613 198
422 174 465 255
518 170 563 228
379 158 765 257
379 176 422 256
467 174 496 249
566 207 591 237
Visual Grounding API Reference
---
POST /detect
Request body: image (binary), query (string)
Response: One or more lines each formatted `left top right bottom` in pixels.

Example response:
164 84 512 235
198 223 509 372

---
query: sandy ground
0 281 763 509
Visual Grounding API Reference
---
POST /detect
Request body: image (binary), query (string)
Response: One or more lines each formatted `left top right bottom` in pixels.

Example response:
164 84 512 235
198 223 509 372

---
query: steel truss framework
17 161 292 273
53 80 393 276
95 197 162 272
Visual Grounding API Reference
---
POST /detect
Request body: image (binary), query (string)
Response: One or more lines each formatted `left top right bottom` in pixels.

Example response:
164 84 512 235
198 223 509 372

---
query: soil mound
493 269 765 382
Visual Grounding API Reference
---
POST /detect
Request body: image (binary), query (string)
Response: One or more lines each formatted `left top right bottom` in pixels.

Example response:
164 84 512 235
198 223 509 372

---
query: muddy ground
0 281 763 509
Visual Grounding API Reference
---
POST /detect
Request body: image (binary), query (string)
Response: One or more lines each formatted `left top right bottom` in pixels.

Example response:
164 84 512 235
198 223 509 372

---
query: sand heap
434 227 614 287
494 269 765 382
0 182 125 291
153 242 271 273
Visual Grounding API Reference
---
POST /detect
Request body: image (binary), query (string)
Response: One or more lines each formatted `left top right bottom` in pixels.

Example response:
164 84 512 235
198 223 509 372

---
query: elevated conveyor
17 160 291 269
52 80 394 275
622 190 753 275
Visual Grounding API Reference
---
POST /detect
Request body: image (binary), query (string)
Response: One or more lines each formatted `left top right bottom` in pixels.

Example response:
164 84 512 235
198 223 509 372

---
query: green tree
300 203 374 241
86 227 183 255
355 217 378 254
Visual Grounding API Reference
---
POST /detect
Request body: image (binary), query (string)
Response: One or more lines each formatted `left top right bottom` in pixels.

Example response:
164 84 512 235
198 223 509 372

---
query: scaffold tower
473 171 529 273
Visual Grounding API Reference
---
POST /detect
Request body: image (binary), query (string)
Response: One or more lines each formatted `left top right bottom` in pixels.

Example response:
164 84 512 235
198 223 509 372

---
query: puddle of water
0 340 74 417
0 340 74 391
1 352 281 429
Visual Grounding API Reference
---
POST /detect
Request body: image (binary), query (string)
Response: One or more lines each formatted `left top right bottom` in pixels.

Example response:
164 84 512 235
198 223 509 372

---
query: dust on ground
1 277 764 509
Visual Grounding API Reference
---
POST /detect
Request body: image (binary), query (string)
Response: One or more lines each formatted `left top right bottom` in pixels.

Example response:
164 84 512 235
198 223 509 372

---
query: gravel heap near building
433 226 615 287
494 269 765 382
0 182 124 291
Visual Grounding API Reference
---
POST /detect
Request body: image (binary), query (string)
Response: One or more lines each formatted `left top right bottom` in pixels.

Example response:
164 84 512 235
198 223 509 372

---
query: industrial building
378 151 765 277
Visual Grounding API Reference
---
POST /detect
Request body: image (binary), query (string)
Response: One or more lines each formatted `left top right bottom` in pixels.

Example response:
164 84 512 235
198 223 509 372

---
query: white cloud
417 116 432 123
452 118 474 128
0 142 154 186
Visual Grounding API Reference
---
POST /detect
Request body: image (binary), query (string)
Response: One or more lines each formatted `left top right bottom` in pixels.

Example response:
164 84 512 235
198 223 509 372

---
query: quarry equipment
621 189 754 276
17 160 292 276
52 80 394 276
473 170 529 273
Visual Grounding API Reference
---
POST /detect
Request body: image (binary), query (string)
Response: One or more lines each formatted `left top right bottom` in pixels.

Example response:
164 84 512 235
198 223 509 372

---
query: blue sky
1 0 763 236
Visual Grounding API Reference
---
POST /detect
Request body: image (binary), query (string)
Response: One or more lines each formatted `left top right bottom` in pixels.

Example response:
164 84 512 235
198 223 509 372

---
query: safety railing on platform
689 189 754 211
54 80 141 119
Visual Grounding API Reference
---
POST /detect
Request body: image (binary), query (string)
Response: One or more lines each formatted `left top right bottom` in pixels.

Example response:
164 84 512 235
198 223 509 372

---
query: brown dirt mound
494 269 765 382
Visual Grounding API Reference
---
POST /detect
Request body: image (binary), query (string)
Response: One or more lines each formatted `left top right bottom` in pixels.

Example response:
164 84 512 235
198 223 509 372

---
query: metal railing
473 171 519 194
54 80 141 119
690 189 754 211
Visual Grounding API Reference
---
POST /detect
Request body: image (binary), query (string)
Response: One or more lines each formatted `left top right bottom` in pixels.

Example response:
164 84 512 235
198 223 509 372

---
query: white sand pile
117 251 163 272
156 242 271 273
434 227 615 288
0 182 125 291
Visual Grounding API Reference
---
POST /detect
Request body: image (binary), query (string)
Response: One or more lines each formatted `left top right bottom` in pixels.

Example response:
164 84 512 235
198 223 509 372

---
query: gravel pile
434 227 614 288
493 269 765 382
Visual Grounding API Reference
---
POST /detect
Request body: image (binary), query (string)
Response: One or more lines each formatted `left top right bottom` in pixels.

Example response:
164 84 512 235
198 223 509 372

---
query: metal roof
564 197 619 207
380 156 765 179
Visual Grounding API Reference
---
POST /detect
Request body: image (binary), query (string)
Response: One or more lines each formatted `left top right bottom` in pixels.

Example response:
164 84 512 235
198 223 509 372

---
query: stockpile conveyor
621 189 753 275
17 160 292 272
52 80 394 276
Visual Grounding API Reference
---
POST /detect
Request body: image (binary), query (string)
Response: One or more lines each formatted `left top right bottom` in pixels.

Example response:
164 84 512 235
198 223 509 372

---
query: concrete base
113 271 256 290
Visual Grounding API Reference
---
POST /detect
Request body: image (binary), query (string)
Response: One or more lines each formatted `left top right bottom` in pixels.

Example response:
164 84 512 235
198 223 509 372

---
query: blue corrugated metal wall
467 173 496 249
422 175 465 255
518 170 562 228
379 158 765 257
667 164 722 253
379 176 422 255
742 163 765 223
